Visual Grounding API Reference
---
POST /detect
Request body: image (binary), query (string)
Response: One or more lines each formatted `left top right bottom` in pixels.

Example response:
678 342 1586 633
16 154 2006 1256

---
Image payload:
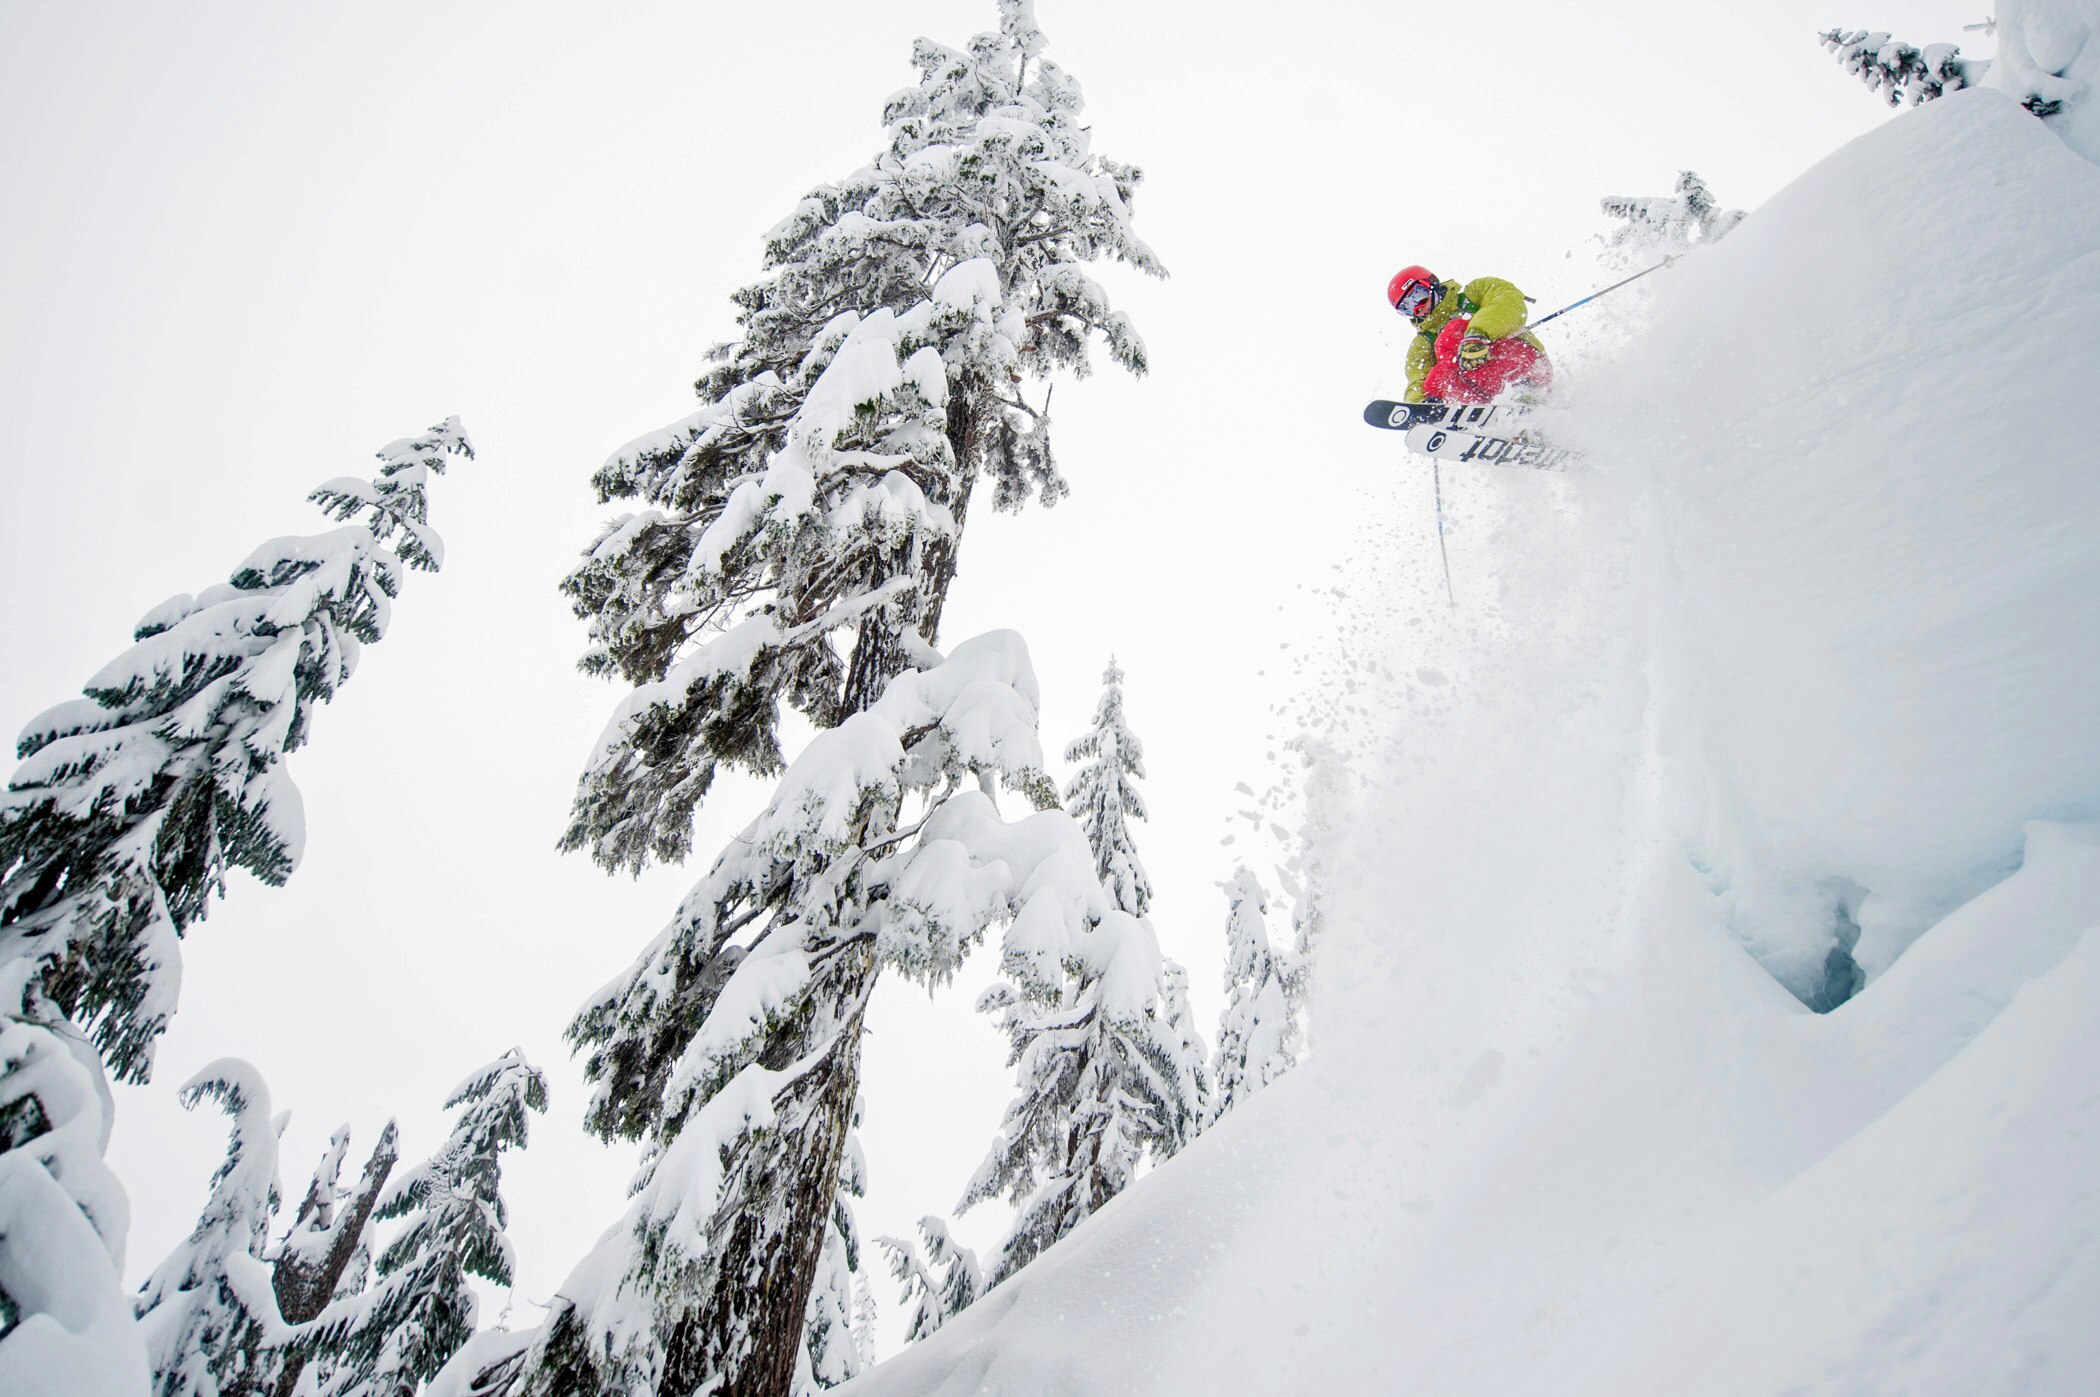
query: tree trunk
270 1123 399 1397
749 979 870 1395
668 387 987 1397
916 389 981 646
658 949 875 1397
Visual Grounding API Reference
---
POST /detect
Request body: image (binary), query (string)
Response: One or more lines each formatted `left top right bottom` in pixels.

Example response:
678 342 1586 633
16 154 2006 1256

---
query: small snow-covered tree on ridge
951 660 1208 1287
1210 869 1304 1122
850 1275 877 1370
1598 172 1744 273
1063 659 1152 917
963 908 1207 1286
1820 27 1980 108
876 1216 984 1343
1822 9 2094 130
307 1050 546 1397
520 2 1160 1393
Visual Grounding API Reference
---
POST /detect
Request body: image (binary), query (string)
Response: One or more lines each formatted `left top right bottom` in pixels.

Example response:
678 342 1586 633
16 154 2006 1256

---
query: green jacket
1404 276 1547 403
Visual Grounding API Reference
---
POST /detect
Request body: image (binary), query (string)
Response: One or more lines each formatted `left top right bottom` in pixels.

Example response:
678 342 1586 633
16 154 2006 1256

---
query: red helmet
1387 265 1441 322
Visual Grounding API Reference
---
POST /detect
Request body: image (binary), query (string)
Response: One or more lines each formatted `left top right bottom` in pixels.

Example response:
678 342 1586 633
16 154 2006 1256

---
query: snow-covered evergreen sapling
1065 657 1210 1132
522 2 1160 1393
309 1050 545 1397
963 907 1208 1285
1063 660 1152 918
850 1275 877 1370
1820 27 1981 108
876 1216 984 1343
1598 172 1744 274
1209 869 1304 1122
0 416 472 1083
951 658 1208 1286
134 1059 289 1397
1824 11 2092 124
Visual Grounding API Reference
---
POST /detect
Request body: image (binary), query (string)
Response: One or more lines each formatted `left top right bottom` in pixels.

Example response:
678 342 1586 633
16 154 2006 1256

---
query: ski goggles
1395 281 1437 321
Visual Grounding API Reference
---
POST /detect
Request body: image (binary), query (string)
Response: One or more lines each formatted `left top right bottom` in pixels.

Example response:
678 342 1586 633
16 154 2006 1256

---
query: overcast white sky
0 0 1984 1362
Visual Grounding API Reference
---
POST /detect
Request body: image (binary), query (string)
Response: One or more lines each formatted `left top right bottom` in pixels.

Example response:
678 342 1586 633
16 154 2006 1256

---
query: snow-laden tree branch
876 1217 984 1344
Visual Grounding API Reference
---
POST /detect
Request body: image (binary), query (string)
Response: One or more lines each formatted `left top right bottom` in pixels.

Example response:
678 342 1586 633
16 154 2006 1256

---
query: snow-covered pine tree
1824 10 2093 126
308 1050 545 1397
875 1216 984 1343
849 1276 877 1371
0 419 466 1395
135 1059 289 1397
962 908 1206 1286
1155 955 1212 1137
797 1214 859 1395
270 1120 400 1397
1820 27 1981 108
953 651 1218 1277
1063 660 1152 917
0 416 472 1084
1209 869 1303 1122
953 658 1209 1284
1598 171 1745 274
526 2 1158 1392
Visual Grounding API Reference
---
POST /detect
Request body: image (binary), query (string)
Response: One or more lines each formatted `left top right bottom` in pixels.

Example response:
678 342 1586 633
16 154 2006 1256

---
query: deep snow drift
845 90 2100 1397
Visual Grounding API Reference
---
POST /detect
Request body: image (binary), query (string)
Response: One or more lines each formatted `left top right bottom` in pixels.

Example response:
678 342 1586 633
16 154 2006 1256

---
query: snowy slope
1580 87 2100 1000
845 89 2100 1397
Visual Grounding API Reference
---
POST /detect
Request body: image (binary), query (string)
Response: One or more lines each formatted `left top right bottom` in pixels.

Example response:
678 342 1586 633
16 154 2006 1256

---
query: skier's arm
1460 277 1531 341
1404 332 1437 403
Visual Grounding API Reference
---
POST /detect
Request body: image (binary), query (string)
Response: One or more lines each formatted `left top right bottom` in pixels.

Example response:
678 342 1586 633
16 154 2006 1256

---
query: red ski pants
1423 316 1551 405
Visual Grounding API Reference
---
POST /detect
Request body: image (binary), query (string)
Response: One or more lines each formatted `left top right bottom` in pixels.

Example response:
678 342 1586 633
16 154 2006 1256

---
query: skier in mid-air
1387 265 1552 405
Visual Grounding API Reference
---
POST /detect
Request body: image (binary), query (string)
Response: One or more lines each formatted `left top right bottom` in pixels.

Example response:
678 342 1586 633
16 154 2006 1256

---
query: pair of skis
1361 397 1576 609
1361 399 1576 471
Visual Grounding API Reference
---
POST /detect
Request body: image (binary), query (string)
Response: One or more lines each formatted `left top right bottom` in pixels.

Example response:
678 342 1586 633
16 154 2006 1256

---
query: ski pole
1529 254 1679 330
1431 458 1455 609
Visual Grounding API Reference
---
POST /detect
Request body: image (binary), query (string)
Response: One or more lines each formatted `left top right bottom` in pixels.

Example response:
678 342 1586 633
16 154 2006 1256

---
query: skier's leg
1423 363 1465 402
1472 340 1538 397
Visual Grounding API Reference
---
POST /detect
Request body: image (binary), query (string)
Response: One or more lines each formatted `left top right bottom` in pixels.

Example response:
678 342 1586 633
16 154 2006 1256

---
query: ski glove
1456 334 1493 371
